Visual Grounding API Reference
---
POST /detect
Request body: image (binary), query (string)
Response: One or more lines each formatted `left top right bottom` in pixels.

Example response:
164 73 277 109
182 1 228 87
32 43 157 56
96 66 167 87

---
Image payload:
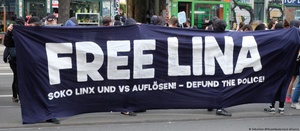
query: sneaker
46 118 60 124
278 108 284 114
285 97 291 103
216 109 232 116
264 107 275 114
12 97 19 103
121 112 137 116
291 103 300 109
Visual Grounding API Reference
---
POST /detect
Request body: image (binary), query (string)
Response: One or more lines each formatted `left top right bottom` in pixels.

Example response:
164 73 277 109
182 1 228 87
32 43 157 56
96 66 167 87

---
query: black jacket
2 17 25 62
4 30 14 47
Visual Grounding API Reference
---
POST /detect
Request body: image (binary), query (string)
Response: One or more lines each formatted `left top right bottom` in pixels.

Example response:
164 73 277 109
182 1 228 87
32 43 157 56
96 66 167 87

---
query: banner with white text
13 25 300 124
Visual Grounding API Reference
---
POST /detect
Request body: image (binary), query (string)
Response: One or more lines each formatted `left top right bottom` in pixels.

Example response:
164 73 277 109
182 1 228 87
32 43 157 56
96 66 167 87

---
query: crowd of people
2 13 300 124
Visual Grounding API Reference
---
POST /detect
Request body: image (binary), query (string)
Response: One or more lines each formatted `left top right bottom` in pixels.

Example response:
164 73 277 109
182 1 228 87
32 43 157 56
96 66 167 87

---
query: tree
58 0 70 24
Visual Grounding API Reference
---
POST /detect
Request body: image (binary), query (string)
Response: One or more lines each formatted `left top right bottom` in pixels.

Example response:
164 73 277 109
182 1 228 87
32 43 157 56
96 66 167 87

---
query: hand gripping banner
13 25 300 124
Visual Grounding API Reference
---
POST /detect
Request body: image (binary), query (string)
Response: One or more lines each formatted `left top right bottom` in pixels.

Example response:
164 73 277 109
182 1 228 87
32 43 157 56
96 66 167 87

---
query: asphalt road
0 115 299 131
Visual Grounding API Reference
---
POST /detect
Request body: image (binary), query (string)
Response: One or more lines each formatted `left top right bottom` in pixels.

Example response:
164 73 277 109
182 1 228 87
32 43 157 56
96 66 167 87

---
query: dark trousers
271 101 284 108
9 61 18 98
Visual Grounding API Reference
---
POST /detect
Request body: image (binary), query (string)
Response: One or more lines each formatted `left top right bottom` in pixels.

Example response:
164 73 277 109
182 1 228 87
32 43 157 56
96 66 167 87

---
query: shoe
121 112 137 116
46 118 60 124
12 97 19 103
264 107 275 114
285 97 291 103
207 109 213 112
278 108 284 114
216 109 232 116
291 103 300 109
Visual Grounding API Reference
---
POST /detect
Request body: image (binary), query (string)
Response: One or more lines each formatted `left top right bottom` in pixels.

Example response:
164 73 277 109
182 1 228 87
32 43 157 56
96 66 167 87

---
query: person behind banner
290 20 300 110
102 16 113 26
264 22 286 114
254 23 266 31
206 18 232 117
152 16 165 26
183 18 197 29
124 18 141 26
236 22 245 32
27 16 61 124
64 17 78 26
268 19 277 30
241 24 253 31
283 19 290 29
110 18 138 116
45 14 62 26
3 16 25 104
286 20 298 104
205 16 218 31
114 9 126 25
168 17 178 28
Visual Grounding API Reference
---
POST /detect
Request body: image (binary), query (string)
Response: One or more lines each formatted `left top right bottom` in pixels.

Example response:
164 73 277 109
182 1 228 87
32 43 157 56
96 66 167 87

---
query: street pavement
0 44 300 130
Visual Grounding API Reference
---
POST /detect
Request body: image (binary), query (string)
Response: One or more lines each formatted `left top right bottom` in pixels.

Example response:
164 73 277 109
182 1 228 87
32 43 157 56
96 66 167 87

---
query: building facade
0 0 295 31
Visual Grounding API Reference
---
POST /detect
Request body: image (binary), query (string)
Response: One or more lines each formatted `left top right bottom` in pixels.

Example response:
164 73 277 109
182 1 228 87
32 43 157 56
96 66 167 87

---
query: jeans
292 68 300 103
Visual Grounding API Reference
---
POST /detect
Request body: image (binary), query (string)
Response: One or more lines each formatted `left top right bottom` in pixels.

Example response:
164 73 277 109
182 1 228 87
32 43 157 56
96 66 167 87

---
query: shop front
284 0 300 20
68 0 121 26
16 0 51 18
170 0 230 29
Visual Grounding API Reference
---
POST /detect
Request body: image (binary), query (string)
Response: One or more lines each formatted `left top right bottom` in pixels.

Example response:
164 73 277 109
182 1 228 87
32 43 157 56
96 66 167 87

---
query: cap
46 14 57 22
28 16 42 25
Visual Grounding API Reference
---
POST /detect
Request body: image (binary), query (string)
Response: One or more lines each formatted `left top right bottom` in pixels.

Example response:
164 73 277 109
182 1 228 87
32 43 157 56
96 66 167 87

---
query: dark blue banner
13 25 300 124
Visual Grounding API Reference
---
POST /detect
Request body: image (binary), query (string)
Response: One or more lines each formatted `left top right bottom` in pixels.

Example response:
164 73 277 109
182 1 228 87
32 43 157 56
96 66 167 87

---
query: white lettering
48 89 73 100
133 40 156 79
76 42 104 82
192 37 203 75
168 37 191 76
46 36 262 85
205 36 234 75
46 43 73 85
235 36 262 73
107 40 130 79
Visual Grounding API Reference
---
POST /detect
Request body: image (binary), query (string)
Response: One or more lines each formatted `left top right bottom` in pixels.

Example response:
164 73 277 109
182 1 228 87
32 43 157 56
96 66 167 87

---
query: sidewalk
1 100 300 129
